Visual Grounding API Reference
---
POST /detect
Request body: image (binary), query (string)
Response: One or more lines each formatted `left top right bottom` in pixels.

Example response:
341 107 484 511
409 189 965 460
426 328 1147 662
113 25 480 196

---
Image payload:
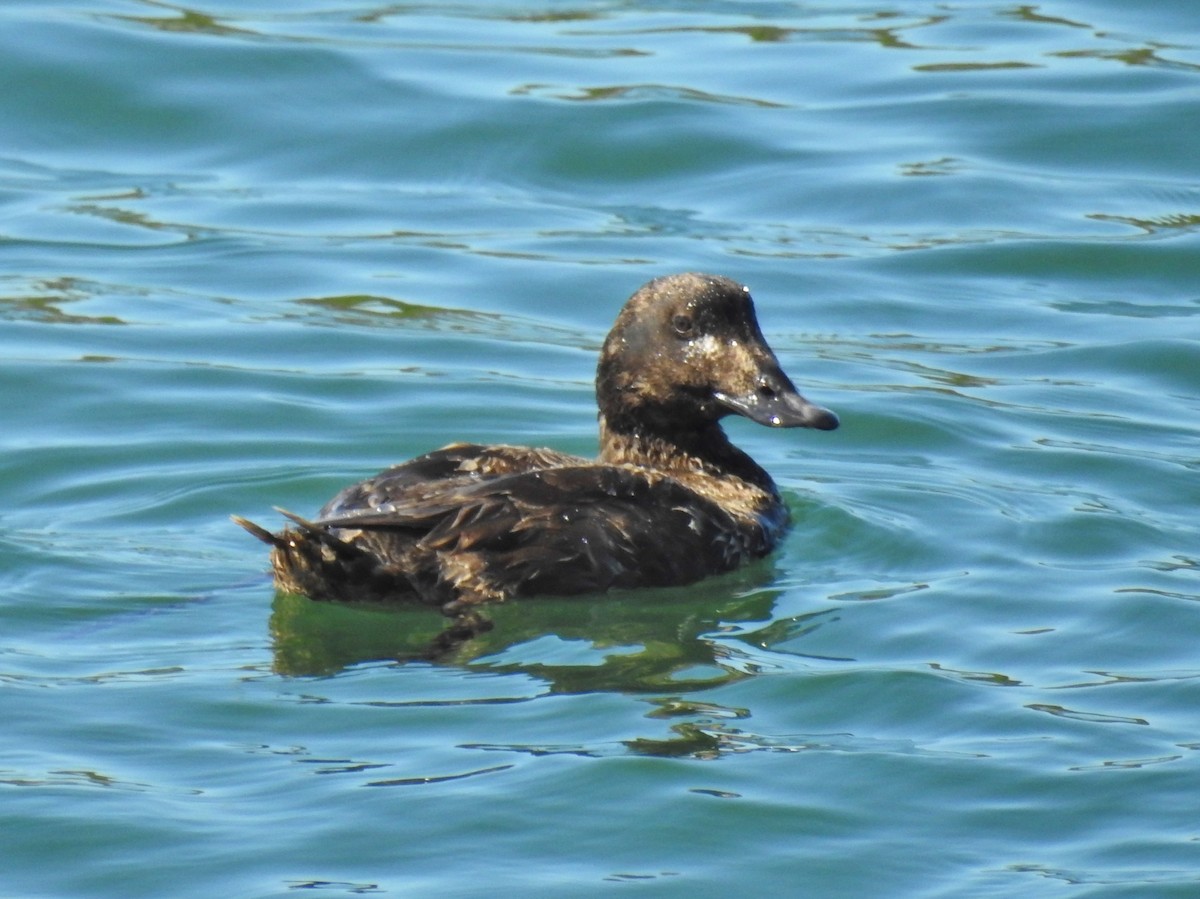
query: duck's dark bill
714 387 839 430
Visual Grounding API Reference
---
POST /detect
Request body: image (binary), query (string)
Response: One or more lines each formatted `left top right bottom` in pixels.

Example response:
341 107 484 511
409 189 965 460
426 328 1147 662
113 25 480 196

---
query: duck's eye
671 314 694 338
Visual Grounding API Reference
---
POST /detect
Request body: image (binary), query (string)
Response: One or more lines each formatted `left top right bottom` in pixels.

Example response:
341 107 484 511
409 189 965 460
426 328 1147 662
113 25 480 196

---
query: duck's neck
597 415 778 494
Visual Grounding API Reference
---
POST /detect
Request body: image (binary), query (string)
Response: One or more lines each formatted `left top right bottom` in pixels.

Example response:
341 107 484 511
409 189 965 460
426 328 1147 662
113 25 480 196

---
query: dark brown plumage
235 273 837 640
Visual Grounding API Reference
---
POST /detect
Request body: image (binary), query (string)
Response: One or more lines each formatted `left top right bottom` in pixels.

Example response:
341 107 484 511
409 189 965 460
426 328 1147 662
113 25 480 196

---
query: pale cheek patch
684 333 722 363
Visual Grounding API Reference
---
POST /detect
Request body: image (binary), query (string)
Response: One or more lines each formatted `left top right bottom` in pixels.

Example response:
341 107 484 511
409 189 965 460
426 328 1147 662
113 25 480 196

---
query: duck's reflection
268 559 854 760
270 559 819 693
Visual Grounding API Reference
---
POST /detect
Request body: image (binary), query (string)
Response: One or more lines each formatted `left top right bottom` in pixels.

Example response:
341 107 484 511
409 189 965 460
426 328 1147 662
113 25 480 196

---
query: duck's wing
318 442 588 519
317 464 769 601
236 443 595 608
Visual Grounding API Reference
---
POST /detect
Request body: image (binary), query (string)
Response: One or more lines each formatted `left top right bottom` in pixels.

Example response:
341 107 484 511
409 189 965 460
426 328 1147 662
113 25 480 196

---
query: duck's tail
233 508 424 604
233 507 360 556
232 510 495 657
230 514 284 547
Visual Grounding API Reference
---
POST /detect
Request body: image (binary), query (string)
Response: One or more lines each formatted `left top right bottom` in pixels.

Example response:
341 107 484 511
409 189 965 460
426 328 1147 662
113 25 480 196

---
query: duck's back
269 441 779 610
318 442 587 519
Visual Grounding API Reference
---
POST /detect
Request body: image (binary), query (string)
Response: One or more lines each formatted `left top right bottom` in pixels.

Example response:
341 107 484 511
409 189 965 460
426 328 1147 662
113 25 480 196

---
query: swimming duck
235 273 837 634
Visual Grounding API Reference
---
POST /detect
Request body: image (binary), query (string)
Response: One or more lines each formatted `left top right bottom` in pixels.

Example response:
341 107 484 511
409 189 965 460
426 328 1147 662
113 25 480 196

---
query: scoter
235 273 837 644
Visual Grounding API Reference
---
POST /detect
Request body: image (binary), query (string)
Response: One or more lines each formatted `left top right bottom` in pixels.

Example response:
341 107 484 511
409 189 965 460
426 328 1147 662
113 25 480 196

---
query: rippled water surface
3 1 1200 896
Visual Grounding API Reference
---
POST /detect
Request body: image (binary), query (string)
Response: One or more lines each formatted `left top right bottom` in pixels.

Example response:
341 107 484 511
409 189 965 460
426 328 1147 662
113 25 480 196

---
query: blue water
3 1 1200 896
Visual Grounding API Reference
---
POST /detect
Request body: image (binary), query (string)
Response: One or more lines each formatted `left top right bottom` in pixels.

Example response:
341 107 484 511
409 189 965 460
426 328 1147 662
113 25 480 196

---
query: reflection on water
268 565 866 760
270 561 803 693
509 82 789 107
111 7 252 38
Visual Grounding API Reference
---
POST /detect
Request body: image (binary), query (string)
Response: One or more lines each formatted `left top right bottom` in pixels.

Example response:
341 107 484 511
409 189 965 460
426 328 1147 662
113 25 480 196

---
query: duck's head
596 273 838 436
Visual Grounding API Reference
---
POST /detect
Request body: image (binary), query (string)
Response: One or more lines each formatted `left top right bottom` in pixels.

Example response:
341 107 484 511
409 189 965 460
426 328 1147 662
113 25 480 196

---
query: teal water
3 1 1199 896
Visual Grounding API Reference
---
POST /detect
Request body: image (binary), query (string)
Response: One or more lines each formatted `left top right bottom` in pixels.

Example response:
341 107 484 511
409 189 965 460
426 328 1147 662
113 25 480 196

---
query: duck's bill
714 387 839 430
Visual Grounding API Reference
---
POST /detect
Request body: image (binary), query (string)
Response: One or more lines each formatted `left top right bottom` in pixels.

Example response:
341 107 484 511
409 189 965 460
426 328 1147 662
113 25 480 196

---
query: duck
234 273 837 643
